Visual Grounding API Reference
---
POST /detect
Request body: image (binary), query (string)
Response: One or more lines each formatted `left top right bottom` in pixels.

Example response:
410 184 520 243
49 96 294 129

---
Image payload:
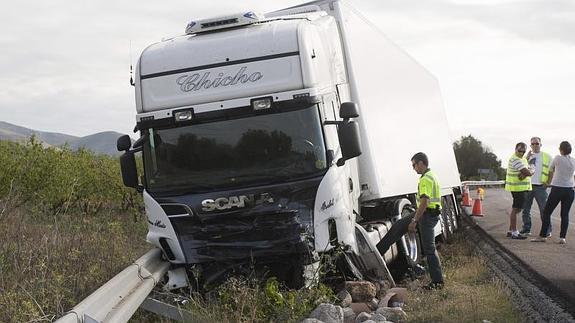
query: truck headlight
174 110 193 122
251 97 272 111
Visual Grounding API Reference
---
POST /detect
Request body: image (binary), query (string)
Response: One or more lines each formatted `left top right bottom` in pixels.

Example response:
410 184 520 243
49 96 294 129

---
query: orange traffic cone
471 198 484 217
462 186 472 207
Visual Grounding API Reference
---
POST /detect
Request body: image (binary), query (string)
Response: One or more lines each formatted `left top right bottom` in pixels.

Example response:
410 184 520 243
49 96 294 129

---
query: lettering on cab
176 66 263 92
201 193 274 212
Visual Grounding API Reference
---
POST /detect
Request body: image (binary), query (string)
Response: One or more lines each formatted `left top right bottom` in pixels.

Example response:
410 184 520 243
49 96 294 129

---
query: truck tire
388 199 421 278
439 196 453 242
439 194 460 243
446 194 459 232
396 200 420 264
448 192 462 230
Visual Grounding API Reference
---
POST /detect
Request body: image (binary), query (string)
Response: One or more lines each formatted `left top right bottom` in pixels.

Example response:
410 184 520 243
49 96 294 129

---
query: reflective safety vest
417 169 442 210
505 155 532 192
540 152 551 184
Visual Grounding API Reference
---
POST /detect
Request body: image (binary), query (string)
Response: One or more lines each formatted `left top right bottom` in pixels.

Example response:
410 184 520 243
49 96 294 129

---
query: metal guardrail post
56 248 169 323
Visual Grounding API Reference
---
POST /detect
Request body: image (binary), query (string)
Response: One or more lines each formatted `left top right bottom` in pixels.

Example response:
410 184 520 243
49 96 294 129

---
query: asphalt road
468 187 575 302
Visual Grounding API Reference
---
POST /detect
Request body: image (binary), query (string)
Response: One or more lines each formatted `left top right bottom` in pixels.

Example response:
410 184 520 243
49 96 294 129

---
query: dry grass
0 208 149 322
0 206 523 323
403 233 522 323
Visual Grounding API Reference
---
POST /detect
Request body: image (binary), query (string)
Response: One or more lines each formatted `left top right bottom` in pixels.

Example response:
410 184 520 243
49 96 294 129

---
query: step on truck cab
117 0 462 289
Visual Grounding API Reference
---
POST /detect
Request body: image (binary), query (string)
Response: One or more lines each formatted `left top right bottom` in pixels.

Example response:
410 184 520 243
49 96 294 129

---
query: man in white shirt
521 137 552 236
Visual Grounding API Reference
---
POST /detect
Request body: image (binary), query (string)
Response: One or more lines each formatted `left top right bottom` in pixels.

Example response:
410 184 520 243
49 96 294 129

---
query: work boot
519 229 531 235
413 264 427 277
422 281 444 290
531 236 546 242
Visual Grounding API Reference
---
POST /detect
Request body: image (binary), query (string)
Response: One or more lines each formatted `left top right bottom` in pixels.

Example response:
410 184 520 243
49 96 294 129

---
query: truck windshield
143 104 327 193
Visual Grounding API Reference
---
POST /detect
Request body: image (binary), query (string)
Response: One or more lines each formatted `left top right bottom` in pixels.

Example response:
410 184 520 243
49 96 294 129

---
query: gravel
461 210 575 322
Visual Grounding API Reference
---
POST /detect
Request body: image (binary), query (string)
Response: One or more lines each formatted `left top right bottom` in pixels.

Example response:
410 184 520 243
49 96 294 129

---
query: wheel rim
397 201 418 263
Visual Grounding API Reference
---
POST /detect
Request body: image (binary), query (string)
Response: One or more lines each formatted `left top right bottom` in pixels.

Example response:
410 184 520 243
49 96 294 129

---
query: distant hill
0 121 78 146
69 131 128 156
0 121 128 156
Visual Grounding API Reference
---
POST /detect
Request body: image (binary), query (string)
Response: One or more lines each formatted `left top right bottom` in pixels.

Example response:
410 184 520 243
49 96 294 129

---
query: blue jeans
419 212 443 283
522 185 549 234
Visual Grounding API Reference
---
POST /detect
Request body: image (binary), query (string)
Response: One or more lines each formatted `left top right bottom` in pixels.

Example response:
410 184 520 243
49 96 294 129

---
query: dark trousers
419 212 443 283
376 211 443 283
539 186 574 239
522 185 549 233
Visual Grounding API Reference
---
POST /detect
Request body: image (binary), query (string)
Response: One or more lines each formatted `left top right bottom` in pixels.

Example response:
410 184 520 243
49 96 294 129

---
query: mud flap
347 223 396 287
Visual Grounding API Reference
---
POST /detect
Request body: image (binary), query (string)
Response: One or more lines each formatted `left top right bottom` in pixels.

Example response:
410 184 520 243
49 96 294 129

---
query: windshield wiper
152 180 220 194
227 173 277 183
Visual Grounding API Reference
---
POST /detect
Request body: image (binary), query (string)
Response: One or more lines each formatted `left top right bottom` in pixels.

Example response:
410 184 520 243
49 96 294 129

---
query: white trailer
118 0 461 288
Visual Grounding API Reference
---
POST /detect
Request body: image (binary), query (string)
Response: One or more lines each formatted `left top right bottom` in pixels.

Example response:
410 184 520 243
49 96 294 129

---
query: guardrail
461 180 505 187
56 248 169 323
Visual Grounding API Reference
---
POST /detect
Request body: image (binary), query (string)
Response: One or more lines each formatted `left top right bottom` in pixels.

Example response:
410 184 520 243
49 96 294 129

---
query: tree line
453 135 505 181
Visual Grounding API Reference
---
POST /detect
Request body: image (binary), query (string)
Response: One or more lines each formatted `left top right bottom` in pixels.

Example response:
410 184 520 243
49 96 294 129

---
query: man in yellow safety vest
505 142 533 239
520 137 552 236
409 152 444 289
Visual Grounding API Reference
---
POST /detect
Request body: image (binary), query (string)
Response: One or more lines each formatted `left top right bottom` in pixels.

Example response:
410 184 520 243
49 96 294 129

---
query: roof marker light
185 11 263 35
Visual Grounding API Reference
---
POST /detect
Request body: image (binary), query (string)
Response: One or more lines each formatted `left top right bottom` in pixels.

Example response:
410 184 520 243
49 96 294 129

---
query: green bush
181 276 336 323
0 137 142 218
0 138 149 322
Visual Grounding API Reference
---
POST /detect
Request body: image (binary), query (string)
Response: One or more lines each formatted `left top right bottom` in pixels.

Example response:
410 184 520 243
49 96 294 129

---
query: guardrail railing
461 180 505 187
56 248 169 323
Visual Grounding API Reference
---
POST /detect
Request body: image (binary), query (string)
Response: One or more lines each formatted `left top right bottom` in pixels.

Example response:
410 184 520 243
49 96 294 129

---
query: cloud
0 0 302 136
0 0 574 156
353 0 575 45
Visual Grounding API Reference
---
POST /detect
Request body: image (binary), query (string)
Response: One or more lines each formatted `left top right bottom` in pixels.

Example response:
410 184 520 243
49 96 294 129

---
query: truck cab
119 9 374 287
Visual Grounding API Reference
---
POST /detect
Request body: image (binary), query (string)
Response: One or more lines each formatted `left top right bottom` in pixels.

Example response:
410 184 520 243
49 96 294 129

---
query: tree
453 135 505 180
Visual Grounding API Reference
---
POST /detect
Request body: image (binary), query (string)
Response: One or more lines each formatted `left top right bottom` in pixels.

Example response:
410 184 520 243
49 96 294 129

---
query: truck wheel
402 230 421 264
390 199 420 266
397 202 420 264
439 197 453 242
447 193 461 231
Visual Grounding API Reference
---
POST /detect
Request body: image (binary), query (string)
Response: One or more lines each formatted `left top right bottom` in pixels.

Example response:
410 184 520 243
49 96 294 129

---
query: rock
374 280 391 298
367 298 379 310
302 319 324 323
355 312 372 323
379 288 408 308
345 281 377 302
376 307 408 322
370 313 387 322
337 289 353 307
309 303 344 323
350 302 372 314
343 307 356 323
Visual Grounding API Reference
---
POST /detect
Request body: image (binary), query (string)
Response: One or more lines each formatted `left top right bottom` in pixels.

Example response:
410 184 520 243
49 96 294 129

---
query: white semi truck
117 0 461 289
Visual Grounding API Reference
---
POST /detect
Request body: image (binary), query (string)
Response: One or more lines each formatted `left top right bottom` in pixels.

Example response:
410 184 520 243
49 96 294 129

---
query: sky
0 0 574 162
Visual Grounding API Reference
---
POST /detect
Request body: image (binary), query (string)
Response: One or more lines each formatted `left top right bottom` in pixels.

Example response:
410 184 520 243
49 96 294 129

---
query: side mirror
337 120 362 166
340 102 359 119
120 152 139 189
117 135 132 152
